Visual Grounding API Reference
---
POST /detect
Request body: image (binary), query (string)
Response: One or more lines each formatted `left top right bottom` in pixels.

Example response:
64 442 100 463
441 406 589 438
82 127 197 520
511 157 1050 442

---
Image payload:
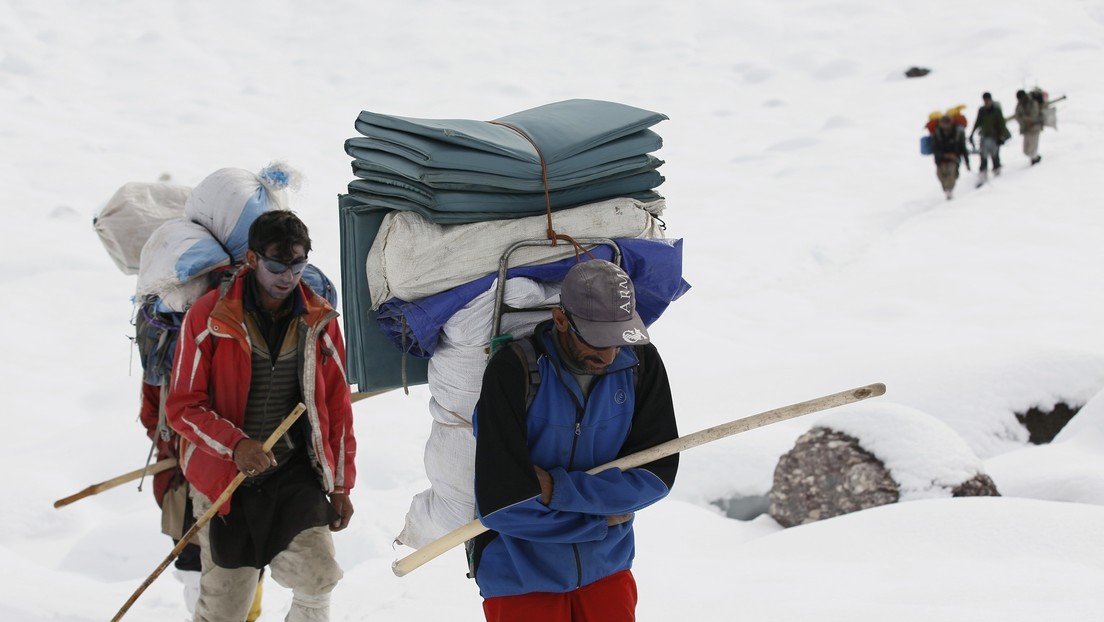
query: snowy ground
3 0 1104 620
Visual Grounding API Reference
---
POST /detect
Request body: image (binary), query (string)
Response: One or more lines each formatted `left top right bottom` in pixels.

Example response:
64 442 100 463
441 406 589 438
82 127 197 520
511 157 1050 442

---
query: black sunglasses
563 309 611 351
256 252 308 276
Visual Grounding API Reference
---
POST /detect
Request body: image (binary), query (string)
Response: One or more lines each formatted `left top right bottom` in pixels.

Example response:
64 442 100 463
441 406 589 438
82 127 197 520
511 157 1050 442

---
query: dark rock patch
1015 402 1079 444
952 473 1000 497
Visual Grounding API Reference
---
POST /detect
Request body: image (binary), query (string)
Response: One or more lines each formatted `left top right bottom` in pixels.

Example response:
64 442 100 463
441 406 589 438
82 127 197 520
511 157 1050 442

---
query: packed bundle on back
337 99 691 548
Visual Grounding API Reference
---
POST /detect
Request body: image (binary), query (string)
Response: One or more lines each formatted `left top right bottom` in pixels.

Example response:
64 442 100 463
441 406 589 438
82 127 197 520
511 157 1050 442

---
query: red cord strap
487 120 593 260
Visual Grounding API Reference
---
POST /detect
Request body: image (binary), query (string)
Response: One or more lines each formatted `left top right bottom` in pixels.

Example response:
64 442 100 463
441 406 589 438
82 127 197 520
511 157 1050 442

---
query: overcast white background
3 0 1104 620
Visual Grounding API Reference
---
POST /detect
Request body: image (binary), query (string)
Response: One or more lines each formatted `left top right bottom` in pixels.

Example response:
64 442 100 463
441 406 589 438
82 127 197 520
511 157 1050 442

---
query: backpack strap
507 338 542 413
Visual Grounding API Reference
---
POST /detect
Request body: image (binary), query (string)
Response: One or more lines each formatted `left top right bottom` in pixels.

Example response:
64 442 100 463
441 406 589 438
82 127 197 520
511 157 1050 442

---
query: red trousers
482 570 638 622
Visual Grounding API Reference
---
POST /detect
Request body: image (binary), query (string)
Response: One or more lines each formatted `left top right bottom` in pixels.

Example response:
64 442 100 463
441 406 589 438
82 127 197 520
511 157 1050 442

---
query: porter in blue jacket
472 259 679 619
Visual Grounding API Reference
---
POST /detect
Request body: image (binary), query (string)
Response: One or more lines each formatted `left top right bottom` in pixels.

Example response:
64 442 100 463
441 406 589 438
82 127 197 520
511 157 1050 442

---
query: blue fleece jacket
471 321 679 598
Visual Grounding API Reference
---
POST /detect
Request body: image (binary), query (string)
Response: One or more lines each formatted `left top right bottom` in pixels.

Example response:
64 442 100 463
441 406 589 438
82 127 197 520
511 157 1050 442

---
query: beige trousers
190 489 343 622
936 160 959 191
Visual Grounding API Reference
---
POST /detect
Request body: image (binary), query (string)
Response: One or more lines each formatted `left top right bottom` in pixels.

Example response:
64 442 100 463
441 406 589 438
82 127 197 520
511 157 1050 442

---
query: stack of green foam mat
338 99 668 392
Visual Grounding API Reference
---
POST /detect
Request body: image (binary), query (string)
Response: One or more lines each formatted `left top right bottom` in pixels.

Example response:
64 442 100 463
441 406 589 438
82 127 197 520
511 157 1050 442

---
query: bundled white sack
135 163 300 312
397 278 559 548
94 182 190 275
366 195 664 309
398 420 477 550
184 165 296 260
136 219 229 312
429 277 559 419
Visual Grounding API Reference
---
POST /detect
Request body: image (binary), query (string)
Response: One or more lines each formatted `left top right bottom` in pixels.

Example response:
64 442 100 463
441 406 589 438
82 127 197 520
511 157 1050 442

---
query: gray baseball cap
560 259 650 348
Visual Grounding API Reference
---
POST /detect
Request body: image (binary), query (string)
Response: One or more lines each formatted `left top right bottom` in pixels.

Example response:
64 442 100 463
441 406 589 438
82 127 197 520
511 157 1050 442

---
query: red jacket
165 267 356 514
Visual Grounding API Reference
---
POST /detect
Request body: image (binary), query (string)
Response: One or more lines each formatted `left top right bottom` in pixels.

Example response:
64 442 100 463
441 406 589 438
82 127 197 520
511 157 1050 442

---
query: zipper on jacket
567 407 583 469
573 544 582 589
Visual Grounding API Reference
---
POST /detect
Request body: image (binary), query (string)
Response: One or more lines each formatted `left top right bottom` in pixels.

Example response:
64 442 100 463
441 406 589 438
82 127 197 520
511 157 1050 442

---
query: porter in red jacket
165 210 355 622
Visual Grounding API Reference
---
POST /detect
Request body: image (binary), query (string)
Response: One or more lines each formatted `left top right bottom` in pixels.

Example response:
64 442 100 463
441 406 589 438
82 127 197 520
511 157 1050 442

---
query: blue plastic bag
920 135 932 155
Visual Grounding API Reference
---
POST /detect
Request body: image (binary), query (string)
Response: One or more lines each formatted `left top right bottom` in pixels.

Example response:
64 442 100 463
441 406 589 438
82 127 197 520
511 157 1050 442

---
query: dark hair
982 92 992 100
248 210 312 259
1016 89 1027 99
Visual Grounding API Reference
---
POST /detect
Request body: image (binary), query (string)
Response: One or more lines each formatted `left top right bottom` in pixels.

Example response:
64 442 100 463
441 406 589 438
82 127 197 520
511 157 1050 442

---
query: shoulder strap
507 338 541 412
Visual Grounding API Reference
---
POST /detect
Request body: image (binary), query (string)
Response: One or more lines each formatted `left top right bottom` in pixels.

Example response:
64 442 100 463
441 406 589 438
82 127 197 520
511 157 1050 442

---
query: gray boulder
769 404 1000 528
769 427 898 528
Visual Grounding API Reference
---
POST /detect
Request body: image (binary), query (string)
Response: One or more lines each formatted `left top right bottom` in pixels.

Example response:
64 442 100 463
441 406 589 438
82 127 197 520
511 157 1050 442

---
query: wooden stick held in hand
53 458 179 509
391 383 886 578
111 403 307 622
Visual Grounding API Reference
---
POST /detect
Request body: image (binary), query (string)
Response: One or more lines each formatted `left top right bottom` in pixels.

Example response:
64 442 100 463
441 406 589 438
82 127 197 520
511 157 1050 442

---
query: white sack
135 219 230 312
396 420 477 549
441 277 560 347
134 163 300 312
1043 106 1057 130
366 196 665 309
428 346 488 423
185 166 292 262
429 277 559 419
401 278 561 547
93 182 190 275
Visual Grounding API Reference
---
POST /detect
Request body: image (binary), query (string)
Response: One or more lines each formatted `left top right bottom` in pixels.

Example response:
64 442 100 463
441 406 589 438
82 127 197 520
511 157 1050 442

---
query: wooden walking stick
392 382 886 577
53 458 178 509
111 403 307 622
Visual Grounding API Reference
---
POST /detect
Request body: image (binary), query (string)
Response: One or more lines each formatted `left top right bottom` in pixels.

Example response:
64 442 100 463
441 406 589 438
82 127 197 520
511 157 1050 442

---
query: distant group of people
929 89 1048 200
